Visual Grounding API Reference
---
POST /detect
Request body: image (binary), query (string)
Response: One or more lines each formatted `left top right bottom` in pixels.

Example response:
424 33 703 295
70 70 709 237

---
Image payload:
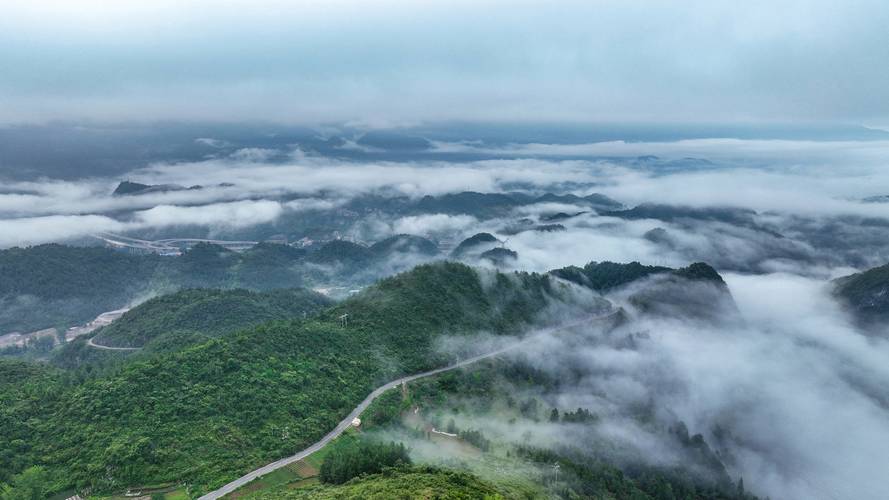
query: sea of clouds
4 136 889 498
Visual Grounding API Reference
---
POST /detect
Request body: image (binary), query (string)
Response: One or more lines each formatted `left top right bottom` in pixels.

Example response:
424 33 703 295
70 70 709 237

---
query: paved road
66 308 130 342
86 336 141 351
198 311 618 499
95 232 258 254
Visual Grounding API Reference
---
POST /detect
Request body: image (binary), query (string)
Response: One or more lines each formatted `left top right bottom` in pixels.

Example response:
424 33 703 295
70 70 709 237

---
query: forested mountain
92 288 331 348
2 321 377 493
451 232 499 257
414 191 621 218
340 356 755 500
416 191 523 217
0 238 436 335
834 263 889 331
550 261 673 291
602 203 762 228
0 262 573 495
3 5 884 498
550 260 725 292
48 287 331 378
480 246 519 266
627 262 736 321
306 240 373 265
321 262 579 373
308 235 440 267
0 244 162 334
0 257 735 498
369 234 439 257
551 261 734 321
0 243 307 334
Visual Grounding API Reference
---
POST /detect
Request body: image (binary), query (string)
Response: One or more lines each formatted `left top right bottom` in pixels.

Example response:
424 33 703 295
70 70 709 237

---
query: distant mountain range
1 250 746 497
4 122 887 181
0 261 570 493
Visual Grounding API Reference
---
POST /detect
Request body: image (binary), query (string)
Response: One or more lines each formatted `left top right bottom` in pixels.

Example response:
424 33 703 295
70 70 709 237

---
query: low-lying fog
4 136 889 499
2 137 889 273
416 272 889 500
590 272 889 500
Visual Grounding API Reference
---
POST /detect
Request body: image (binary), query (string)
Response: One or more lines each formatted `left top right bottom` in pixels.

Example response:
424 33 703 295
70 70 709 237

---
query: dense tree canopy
0 261 561 495
248 466 504 499
319 440 411 485
92 288 331 348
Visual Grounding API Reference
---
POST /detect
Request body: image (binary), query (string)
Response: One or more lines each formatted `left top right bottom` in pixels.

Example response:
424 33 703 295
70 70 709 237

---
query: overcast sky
1 0 888 126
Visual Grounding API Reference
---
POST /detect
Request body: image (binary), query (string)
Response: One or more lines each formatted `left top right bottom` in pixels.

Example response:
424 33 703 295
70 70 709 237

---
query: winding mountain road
198 310 619 499
86 336 141 351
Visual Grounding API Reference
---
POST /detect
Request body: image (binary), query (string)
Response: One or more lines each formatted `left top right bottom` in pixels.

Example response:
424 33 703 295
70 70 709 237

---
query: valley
0 254 743 498
3 4 889 498
3 190 888 500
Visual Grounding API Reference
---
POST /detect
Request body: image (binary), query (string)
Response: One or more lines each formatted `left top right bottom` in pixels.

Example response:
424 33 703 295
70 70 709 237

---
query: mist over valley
3 2 889 499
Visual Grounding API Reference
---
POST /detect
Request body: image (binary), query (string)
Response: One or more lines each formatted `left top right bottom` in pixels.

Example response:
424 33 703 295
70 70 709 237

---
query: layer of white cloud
133 200 283 229
3 139 889 273
491 272 889 499
0 200 287 247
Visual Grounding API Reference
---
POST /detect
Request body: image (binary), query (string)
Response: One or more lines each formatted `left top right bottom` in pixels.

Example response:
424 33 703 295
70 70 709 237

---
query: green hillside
369 234 439 257
0 244 162 334
0 259 732 498
48 288 331 376
306 240 373 265
321 262 566 372
92 288 331 348
246 466 504 499
480 247 518 266
0 262 563 496
549 261 673 291
550 261 732 321
0 239 434 336
0 243 307 334
0 359 65 483
306 235 439 269
381 357 748 500
451 232 499 257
